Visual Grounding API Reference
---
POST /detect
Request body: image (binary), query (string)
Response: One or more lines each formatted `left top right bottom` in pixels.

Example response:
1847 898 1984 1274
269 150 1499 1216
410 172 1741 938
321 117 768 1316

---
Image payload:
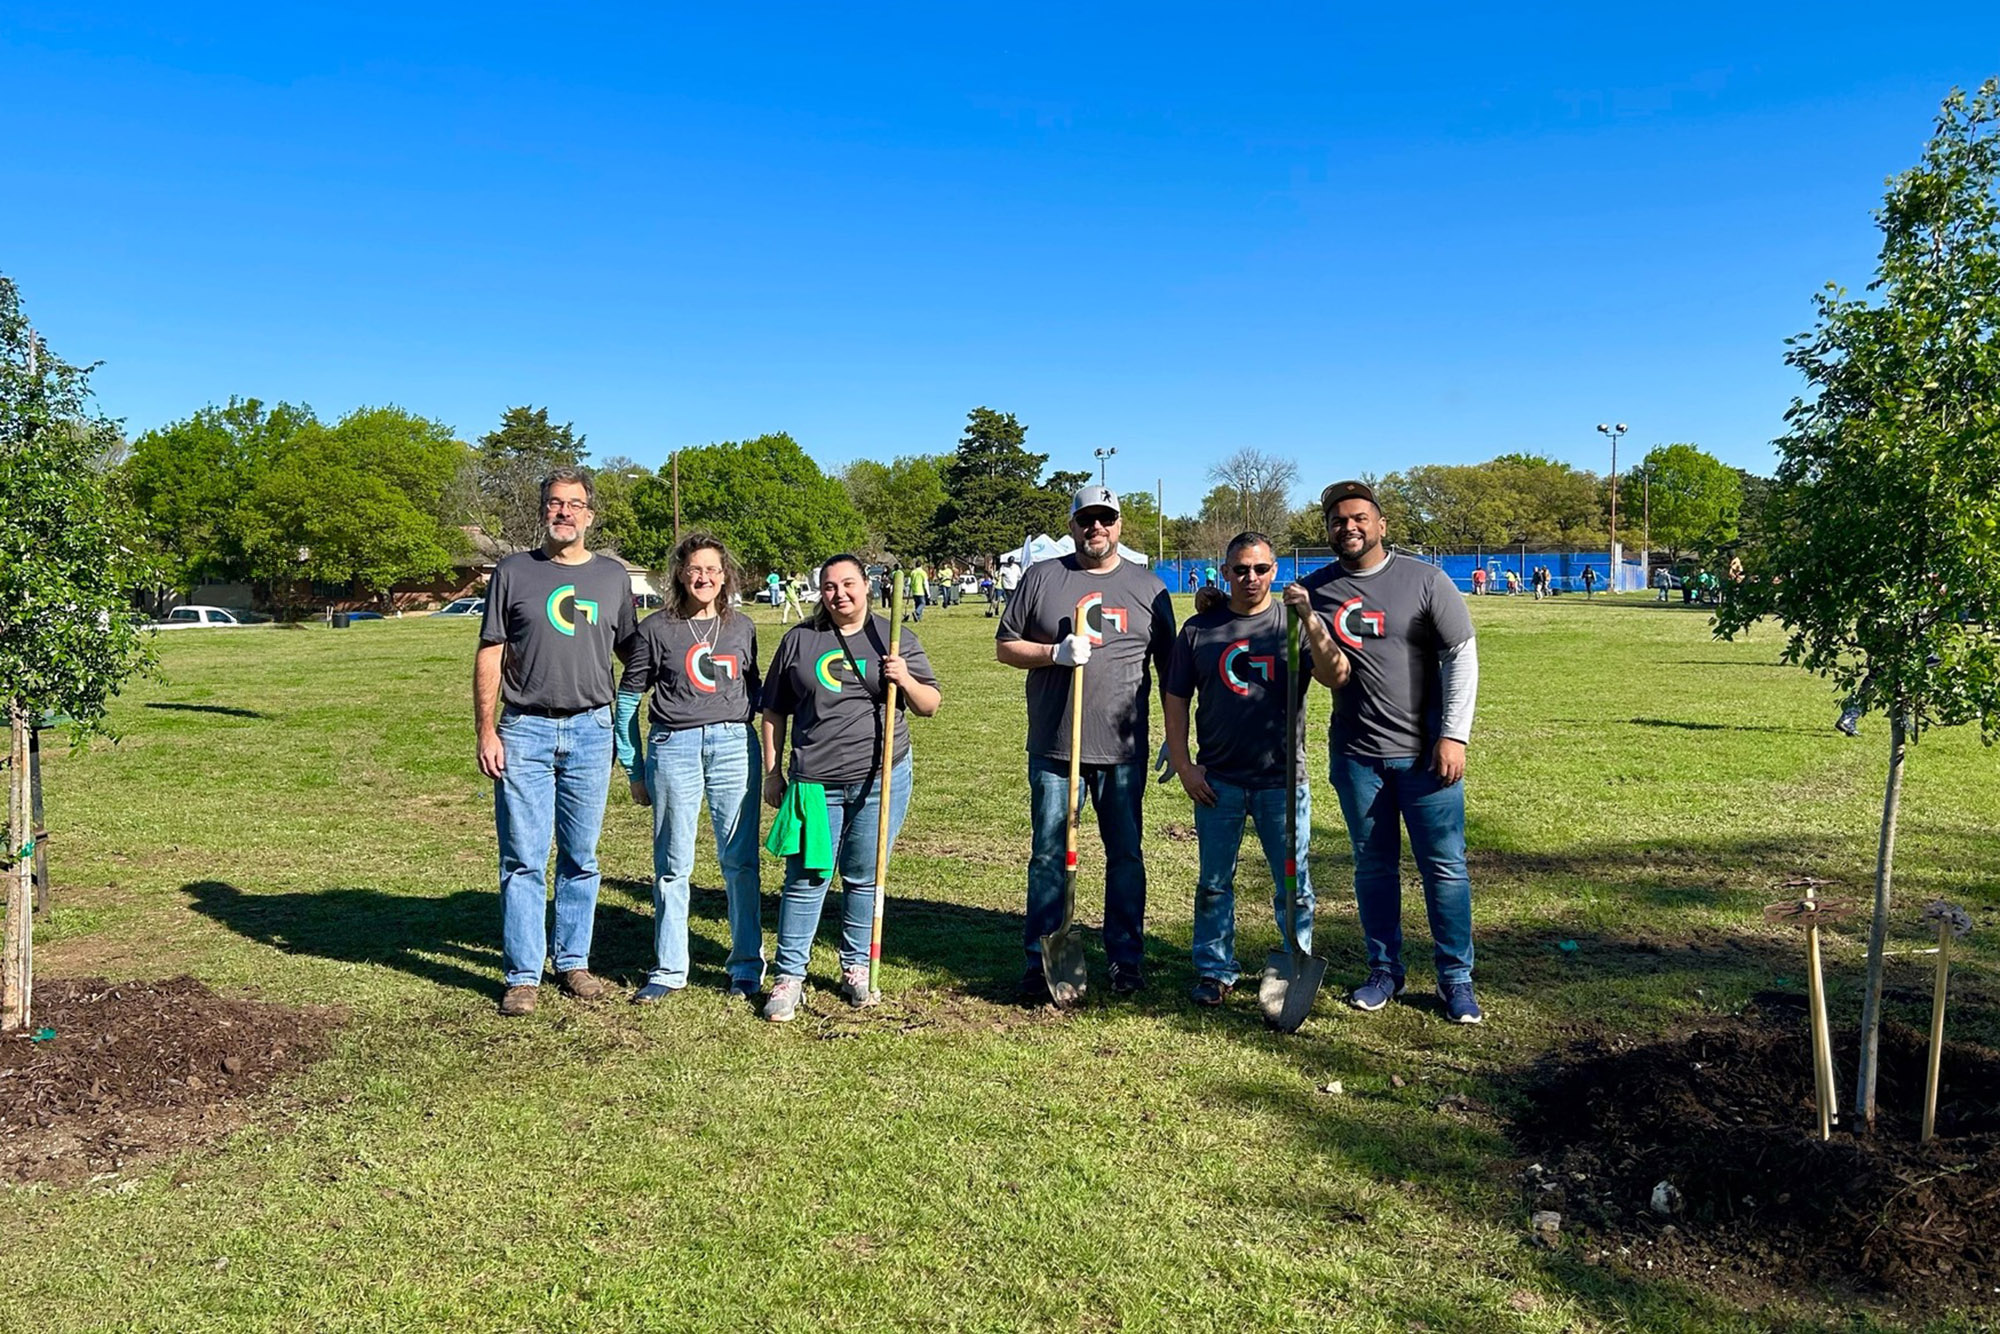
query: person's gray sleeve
1438 637 1477 744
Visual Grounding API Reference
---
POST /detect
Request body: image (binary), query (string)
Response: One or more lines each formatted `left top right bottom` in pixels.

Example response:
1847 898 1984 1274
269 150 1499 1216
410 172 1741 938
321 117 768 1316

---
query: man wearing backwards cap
1283 479 1485 1024
997 484 1176 1002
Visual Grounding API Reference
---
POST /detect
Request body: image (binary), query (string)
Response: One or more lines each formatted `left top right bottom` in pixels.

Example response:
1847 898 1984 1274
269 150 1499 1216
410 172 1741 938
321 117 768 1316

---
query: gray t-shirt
996 556 1176 765
480 550 639 713
761 616 940 785
1164 602 1309 789
619 612 761 732
1299 553 1474 759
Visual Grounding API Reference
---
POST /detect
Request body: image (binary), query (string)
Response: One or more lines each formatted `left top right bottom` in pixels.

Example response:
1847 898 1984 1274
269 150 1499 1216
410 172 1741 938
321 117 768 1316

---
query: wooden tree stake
1920 900 1972 1144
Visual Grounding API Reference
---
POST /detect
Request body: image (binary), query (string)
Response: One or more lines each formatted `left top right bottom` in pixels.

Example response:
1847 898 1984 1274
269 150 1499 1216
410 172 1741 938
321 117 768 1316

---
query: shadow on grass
145 702 270 719
1625 716 1818 736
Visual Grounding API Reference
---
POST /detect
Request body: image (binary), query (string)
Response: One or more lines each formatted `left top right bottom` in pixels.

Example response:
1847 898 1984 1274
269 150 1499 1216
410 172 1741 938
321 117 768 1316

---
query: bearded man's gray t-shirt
1297 553 1473 759
620 613 761 731
479 550 639 713
996 555 1176 765
1164 601 1309 789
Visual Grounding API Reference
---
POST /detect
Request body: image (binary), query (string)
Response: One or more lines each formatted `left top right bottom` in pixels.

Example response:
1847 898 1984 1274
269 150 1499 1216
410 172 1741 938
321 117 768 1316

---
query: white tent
1017 533 1150 567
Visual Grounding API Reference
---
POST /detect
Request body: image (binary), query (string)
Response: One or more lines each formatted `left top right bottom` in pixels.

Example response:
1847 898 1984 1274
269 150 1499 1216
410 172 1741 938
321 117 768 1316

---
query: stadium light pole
1597 422 1627 585
1094 447 1118 486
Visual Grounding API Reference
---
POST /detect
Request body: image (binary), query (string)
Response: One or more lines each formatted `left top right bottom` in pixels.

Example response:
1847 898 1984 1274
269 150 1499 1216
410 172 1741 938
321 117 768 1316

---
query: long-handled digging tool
1040 595 1092 1007
1258 607 1327 1032
1765 880 1856 1139
1921 899 1972 1143
864 573 907 1006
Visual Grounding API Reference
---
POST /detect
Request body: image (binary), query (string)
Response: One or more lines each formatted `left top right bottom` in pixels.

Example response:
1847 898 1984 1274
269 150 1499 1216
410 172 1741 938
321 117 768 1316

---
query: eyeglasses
1073 512 1119 530
1229 563 1274 577
545 499 593 515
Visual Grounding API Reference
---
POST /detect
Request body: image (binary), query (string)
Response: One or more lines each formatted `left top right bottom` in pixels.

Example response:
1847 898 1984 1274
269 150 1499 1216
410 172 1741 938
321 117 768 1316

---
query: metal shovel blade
1257 946 1328 1033
1041 915 1089 1007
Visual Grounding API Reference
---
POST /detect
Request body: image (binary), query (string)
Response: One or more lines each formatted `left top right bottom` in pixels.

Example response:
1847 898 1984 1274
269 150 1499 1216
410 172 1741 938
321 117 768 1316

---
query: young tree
477 406 586 550
1 276 156 1029
1717 82 2000 1128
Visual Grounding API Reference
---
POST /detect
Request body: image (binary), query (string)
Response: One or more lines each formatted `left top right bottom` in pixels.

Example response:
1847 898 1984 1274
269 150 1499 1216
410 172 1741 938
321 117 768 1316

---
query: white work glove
1051 633 1093 668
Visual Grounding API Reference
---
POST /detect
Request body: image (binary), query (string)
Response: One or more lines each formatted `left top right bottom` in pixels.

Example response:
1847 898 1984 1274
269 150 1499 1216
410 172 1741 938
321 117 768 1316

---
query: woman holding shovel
759 554 940 1023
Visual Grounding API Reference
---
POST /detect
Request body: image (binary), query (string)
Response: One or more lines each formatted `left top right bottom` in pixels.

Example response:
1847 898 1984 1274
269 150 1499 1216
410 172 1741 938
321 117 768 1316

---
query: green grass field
4 592 1998 1332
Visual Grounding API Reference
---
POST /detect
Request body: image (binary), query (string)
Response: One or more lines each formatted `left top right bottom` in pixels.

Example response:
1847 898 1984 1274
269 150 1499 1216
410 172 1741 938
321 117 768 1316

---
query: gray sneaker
840 965 880 1008
763 976 804 1023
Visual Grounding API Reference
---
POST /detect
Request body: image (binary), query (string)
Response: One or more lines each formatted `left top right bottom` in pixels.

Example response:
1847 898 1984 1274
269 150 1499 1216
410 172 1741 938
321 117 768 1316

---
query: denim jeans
1191 778 1314 985
1328 751 1474 984
1024 755 1147 969
774 752 913 979
646 722 764 989
494 705 615 987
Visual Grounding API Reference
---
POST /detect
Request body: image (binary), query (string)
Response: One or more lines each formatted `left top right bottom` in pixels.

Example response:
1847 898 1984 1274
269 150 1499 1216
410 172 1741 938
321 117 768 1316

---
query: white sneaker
839 965 880 1008
763 976 804 1023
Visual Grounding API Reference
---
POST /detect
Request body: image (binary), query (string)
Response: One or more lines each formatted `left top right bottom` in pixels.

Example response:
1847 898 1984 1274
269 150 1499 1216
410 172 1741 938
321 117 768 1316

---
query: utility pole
672 450 682 545
1597 422 1627 586
1156 478 1165 569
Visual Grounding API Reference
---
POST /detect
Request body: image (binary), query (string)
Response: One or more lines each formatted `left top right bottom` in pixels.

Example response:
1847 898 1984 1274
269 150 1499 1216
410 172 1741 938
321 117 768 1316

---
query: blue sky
5 5 1995 515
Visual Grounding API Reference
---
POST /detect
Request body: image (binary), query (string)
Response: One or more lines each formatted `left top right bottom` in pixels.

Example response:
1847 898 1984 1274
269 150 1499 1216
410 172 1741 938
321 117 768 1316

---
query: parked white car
432 597 486 618
151 605 259 629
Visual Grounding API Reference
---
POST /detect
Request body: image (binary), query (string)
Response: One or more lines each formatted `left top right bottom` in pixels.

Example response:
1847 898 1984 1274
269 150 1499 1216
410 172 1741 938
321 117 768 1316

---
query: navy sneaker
1348 968 1405 1012
727 977 761 1002
630 981 680 1005
1437 980 1484 1025
1110 963 1147 997
1190 977 1231 1007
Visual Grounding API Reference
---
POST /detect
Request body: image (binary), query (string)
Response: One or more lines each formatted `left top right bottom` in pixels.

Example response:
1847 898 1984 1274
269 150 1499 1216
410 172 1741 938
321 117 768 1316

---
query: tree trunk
1854 711 1908 1129
2 700 31 1031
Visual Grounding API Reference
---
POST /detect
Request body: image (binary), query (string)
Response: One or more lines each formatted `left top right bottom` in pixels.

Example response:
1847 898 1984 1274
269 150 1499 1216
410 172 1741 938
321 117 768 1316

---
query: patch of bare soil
0 976 341 1186
1512 1002 2000 1308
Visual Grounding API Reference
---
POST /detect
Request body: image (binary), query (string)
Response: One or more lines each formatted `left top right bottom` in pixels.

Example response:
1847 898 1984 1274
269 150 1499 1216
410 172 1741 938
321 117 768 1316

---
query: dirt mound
1513 1008 2000 1304
0 976 340 1185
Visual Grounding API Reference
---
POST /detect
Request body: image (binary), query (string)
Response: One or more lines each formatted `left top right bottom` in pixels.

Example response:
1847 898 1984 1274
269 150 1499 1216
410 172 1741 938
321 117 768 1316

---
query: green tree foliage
840 454 949 559
1717 82 2000 1127
586 456 647 554
625 433 862 576
236 408 469 612
934 408 1076 561
1634 443 1742 559
122 398 318 587
1372 456 1609 548
2 276 157 1028
477 406 585 550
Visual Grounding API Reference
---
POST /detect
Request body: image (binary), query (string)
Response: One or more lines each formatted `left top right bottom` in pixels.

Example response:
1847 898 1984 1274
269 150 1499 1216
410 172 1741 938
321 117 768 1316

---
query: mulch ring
1511 1000 2000 1308
0 976 341 1187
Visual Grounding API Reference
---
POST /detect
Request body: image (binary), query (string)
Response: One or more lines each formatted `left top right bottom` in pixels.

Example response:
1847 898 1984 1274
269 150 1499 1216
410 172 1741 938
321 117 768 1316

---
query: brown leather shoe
556 969 608 1001
498 985 539 1017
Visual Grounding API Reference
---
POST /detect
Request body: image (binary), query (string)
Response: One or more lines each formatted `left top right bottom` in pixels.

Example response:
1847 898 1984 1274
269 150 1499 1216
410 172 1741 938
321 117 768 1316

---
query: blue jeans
774 752 913 978
646 722 764 989
494 705 615 987
910 592 927 621
1024 755 1147 969
1328 752 1474 985
1192 778 1314 985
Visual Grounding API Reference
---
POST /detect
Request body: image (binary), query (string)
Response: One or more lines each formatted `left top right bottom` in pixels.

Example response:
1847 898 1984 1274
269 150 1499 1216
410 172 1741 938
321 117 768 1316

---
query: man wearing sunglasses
997 484 1176 1002
1284 480 1484 1024
1162 531 1313 1006
476 468 640 1016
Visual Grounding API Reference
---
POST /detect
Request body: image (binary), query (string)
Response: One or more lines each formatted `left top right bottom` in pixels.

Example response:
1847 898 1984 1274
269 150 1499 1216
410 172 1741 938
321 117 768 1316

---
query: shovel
1258 607 1327 1031
1040 597 1092 1007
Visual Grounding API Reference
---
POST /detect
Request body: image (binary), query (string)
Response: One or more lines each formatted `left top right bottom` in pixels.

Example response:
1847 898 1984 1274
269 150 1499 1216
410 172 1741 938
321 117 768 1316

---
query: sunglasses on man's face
1229 563 1274 577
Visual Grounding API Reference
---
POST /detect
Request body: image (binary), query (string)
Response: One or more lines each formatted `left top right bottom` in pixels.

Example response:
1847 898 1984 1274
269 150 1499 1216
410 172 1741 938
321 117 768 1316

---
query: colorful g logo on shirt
814 649 866 693
1076 591 1128 645
546 585 600 637
1334 596 1387 649
1220 639 1276 697
686 643 740 694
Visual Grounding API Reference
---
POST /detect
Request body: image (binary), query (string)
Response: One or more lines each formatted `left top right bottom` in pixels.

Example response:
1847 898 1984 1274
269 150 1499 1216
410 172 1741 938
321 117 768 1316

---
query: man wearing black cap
997 484 1176 1001
1283 480 1485 1024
